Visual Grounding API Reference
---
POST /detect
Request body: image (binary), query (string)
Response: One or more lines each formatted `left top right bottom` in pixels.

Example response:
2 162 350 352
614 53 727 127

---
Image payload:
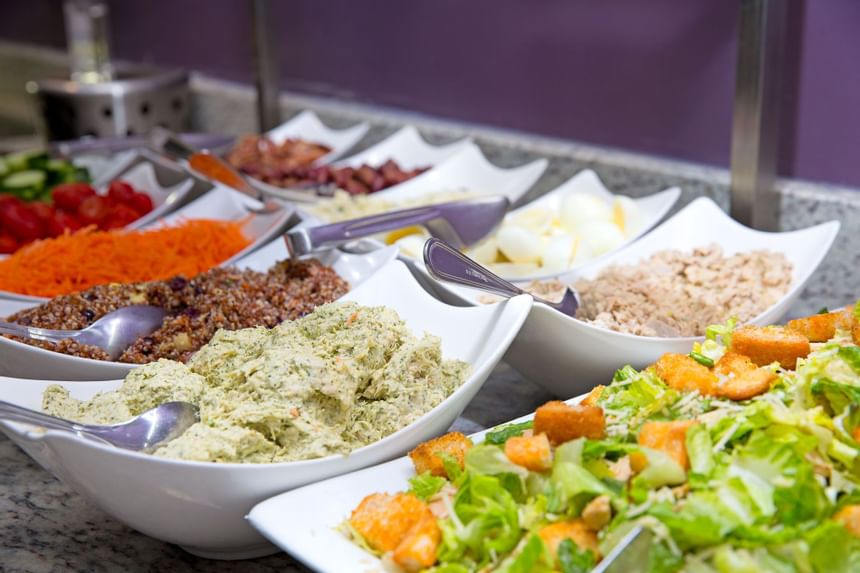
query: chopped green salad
345 307 860 572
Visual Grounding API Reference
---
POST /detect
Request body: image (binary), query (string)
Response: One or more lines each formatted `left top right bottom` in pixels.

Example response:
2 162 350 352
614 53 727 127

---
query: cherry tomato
0 202 44 241
52 183 96 211
77 195 109 225
101 204 140 230
107 180 136 204
47 210 82 237
0 233 17 254
128 191 154 215
28 202 55 222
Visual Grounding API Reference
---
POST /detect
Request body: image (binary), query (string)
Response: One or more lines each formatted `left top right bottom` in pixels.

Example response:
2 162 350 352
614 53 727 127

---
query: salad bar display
0 112 854 573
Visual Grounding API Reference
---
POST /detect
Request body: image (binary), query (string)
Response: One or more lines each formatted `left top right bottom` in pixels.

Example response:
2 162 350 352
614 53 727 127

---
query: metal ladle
0 305 167 361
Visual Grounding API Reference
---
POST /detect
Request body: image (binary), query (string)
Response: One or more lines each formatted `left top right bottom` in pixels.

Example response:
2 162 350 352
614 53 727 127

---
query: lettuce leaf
484 421 534 445
557 538 595 573
408 472 447 500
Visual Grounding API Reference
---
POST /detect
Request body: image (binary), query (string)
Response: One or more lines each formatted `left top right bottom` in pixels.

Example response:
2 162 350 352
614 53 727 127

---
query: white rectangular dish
0 260 531 559
0 244 399 381
423 197 840 396
246 397 569 572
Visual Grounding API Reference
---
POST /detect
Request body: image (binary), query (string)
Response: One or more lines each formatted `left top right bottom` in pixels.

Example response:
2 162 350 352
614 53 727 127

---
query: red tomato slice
77 195 109 225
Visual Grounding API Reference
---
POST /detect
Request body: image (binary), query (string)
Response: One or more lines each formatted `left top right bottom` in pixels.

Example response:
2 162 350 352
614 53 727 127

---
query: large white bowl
246 395 583 572
402 169 680 279
0 261 531 558
423 197 840 397
0 243 399 381
333 125 474 171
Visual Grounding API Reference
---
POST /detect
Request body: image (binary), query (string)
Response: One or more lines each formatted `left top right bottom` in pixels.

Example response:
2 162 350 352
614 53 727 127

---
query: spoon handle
422 238 527 300
0 321 79 344
0 400 80 434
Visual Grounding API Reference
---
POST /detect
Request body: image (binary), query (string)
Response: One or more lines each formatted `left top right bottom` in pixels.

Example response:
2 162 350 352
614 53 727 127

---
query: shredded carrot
0 219 253 297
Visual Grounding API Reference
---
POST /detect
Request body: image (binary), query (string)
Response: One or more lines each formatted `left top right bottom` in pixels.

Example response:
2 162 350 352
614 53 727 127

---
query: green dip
42 302 470 463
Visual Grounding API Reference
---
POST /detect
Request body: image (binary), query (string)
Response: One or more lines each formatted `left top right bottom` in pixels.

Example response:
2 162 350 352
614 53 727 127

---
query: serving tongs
283 196 510 257
422 237 580 317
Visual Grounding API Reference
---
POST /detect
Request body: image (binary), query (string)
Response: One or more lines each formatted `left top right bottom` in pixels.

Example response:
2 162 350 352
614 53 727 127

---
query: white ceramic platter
0 243 399 381
400 169 680 278
0 260 531 558
422 197 840 397
264 110 369 165
0 186 294 303
246 395 581 572
116 161 195 230
333 125 475 171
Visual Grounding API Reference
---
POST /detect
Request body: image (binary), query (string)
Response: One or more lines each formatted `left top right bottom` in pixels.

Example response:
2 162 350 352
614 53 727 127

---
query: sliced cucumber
3 170 46 191
4 150 47 171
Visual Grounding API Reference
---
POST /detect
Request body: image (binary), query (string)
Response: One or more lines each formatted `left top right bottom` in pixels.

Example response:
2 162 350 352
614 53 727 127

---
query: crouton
408 432 473 477
854 322 860 346
392 513 441 572
533 401 605 444
504 433 553 472
729 326 810 370
538 520 600 562
581 385 605 407
637 420 698 469
713 351 776 400
852 427 860 444
786 309 853 342
834 505 860 540
652 353 718 395
581 495 612 531
350 493 433 553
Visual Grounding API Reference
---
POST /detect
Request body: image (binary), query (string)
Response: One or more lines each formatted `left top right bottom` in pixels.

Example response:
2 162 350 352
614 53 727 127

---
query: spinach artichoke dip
42 302 470 463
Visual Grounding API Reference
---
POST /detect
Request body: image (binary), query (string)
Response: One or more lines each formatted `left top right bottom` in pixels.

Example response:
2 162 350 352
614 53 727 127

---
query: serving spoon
422 238 580 317
0 400 199 451
0 305 167 361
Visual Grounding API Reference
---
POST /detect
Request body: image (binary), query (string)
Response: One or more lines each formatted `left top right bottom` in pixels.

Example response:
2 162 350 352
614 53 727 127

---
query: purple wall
2 1 859 188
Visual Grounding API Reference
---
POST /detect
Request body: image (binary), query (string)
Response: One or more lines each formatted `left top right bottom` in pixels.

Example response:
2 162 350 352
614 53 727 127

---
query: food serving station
2 1 860 572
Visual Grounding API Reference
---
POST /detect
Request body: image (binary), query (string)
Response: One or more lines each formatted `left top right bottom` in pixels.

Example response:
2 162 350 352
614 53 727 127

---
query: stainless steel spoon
0 305 167 360
422 238 580 317
0 400 199 451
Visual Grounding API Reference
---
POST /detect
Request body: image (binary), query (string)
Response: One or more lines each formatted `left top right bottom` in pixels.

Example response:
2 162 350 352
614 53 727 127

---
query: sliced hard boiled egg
507 205 555 234
467 237 500 265
579 220 625 256
559 193 612 233
612 196 644 237
496 225 544 263
541 234 577 274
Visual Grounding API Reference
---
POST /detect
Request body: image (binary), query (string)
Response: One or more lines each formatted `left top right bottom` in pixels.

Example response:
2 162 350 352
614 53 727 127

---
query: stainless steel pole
251 0 281 132
729 0 787 230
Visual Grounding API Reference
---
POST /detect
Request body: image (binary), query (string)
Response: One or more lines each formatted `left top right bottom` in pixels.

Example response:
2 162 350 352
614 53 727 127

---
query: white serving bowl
372 144 547 205
246 395 583 572
264 110 369 165
400 169 679 277
0 260 531 558
422 197 840 397
334 125 474 171
0 185 294 303
0 243 399 381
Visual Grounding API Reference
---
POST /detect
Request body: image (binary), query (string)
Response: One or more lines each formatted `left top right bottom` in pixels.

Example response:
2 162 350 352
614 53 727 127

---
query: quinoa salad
5 259 349 363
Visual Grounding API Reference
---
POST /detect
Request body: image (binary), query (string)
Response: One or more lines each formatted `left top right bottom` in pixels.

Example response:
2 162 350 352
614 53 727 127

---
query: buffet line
0 110 856 572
